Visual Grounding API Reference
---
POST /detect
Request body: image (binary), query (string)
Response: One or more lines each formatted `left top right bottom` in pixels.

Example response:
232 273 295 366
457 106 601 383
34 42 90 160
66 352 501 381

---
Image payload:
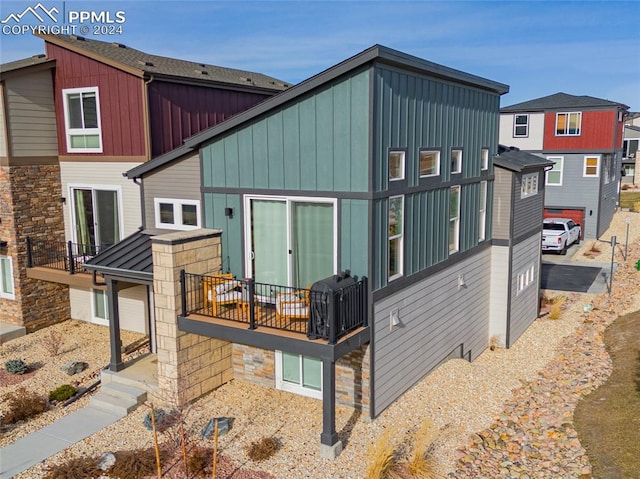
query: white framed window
91 289 108 326
481 148 489 171
623 139 638 158
62 87 103 153
154 198 200 230
388 195 404 281
479 181 487 241
513 114 529 137
517 263 536 294
449 186 460 253
275 351 322 399
546 156 563 186
388 150 405 181
451 149 462 174
555 112 581 136
419 150 440 177
70 185 122 248
583 155 600 177
0 256 15 300
521 173 538 198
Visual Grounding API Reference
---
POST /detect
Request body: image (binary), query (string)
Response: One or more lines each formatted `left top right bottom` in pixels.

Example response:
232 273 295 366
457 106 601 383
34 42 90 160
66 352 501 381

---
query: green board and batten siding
201 69 371 279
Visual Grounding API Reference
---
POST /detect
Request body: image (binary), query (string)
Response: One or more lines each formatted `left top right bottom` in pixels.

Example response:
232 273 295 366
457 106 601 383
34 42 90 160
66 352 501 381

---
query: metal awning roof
84 230 153 283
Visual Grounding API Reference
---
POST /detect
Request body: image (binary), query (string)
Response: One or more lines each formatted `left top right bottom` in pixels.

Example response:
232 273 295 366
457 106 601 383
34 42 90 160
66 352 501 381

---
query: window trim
419 149 440 178
513 114 529 138
516 263 536 295
521 172 539 198
388 149 405 182
62 86 103 153
555 112 582 136
479 181 487 241
69 184 123 247
154 198 201 231
450 149 462 175
275 351 323 400
388 195 404 281
583 155 600 178
449 185 460 254
91 289 108 326
0 255 16 300
546 156 564 186
481 148 489 171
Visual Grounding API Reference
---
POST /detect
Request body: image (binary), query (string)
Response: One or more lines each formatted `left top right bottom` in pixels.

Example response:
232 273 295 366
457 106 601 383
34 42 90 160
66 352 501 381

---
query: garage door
544 208 585 238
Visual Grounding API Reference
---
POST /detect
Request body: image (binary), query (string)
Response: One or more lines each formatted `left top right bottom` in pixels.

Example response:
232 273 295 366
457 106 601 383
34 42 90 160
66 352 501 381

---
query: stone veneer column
152 229 233 406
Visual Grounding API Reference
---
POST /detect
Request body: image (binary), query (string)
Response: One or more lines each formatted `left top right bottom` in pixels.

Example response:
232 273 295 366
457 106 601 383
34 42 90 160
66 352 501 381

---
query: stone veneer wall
232 343 371 414
152 229 233 405
0 165 69 331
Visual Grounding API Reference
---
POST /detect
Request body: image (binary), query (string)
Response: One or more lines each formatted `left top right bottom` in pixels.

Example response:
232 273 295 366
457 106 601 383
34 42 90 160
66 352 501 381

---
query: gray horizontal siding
143 151 201 229
508 234 541 347
513 171 545 238
372 249 491 415
4 70 57 157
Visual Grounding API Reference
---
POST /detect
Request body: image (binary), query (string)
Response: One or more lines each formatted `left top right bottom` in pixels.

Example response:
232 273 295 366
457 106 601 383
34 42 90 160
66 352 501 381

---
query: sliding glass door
72 187 121 248
247 197 336 288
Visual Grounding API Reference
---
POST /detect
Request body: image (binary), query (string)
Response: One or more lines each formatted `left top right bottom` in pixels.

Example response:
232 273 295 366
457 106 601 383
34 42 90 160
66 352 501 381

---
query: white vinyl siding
499 113 544 150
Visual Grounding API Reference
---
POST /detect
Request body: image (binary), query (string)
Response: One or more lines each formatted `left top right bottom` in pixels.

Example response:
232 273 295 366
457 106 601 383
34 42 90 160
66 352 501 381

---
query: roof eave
0 58 55 80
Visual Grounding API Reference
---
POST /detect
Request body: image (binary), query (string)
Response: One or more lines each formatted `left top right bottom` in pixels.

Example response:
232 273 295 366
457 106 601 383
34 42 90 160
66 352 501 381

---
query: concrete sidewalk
0 405 123 478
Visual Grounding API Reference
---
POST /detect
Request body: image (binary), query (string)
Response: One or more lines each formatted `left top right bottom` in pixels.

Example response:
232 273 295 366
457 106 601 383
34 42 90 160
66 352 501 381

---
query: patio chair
203 273 242 315
275 288 310 326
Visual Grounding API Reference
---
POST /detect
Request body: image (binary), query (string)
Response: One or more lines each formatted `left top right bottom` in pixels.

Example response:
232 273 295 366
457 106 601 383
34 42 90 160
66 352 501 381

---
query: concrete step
89 382 147 416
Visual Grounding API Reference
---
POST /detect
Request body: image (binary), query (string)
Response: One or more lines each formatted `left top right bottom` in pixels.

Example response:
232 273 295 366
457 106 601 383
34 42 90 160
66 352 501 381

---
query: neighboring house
499 93 629 238
85 45 551 457
0 55 69 333
622 124 639 185
21 34 287 337
490 146 553 348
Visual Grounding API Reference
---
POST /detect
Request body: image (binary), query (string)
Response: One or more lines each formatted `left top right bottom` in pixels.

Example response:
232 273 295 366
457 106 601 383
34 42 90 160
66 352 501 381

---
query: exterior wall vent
195 70 209 75
111 42 127 48
138 60 155 67
71 35 86 41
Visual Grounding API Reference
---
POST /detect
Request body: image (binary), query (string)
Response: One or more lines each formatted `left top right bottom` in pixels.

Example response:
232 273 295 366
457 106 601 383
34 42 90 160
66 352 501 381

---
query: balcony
25 237 106 288
178 272 370 356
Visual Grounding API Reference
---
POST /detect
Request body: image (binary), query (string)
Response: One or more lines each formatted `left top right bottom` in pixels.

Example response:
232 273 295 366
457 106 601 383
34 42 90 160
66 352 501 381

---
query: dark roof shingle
0 54 53 75
494 145 554 172
501 92 629 113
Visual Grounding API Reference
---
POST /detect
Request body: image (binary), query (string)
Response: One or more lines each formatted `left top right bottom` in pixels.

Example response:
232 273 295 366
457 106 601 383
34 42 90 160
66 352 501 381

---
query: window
71 186 121 248
62 87 102 153
481 148 489 170
603 154 614 183
521 173 538 198
546 156 563 186
583 155 600 177
275 351 322 399
0 256 15 300
154 198 200 230
555 112 581 136
517 263 536 295
451 149 462 174
388 195 404 280
449 186 460 253
513 114 529 137
388 150 405 181
419 150 440 177
623 139 639 158
92 289 108 325
479 181 487 241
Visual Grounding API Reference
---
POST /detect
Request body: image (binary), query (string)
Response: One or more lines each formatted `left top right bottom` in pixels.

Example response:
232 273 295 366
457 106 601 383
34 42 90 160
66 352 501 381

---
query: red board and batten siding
147 81 271 157
543 110 618 151
46 42 147 157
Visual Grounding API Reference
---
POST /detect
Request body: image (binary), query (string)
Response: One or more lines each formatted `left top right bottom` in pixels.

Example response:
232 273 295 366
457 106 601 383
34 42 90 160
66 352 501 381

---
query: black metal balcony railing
26 237 103 274
181 271 368 344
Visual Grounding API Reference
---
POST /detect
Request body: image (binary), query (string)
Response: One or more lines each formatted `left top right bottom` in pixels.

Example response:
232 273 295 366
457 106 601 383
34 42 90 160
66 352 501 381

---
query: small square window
155 198 200 230
419 150 440 177
584 156 600 177
451 149 462 175
389 151 405 181
159 203 175 224
514 114 529 137
181 204 198 226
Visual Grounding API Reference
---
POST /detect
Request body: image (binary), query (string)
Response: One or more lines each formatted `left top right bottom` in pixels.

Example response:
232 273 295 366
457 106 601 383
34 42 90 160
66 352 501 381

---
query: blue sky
1 0 639 110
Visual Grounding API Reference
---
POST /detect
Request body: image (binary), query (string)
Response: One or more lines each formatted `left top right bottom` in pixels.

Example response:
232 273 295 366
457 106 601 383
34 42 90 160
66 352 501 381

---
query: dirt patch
574 310 640 478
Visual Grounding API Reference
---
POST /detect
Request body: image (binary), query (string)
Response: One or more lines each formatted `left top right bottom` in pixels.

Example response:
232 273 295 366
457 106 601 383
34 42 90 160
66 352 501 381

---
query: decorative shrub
187 446 213 476
4 359 28 375
2 387 48 424
43 457 101 479
365 428 398 479
110 448 167 479
246 436 280 462
48 384 77 402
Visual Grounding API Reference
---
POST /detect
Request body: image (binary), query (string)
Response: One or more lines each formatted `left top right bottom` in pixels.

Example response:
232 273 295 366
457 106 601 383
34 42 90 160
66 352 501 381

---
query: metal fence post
361 276 368 328
67 241 75 274
248 279 256 330
26 237 33 268
180 270 187 316
609 236 616 295
328 290 337 345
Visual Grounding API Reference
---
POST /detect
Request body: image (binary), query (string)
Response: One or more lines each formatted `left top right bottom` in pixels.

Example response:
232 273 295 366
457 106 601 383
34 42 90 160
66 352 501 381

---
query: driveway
541 244 615 294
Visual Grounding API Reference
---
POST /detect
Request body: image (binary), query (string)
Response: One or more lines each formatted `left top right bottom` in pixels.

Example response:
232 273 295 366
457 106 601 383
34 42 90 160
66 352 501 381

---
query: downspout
92 270 106 287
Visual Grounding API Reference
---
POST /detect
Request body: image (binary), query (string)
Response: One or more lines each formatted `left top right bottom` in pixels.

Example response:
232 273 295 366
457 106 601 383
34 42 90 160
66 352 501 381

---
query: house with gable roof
499 92 628 239
12 34 287 338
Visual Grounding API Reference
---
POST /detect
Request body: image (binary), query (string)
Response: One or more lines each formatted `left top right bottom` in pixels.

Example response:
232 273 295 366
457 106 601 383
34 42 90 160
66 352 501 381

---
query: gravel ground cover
3 210 640 478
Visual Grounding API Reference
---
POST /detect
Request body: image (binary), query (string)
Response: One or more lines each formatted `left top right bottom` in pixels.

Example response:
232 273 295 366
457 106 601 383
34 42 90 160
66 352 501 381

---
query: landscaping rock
201 417 231 438
60 361 88 376
97 452 116 471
